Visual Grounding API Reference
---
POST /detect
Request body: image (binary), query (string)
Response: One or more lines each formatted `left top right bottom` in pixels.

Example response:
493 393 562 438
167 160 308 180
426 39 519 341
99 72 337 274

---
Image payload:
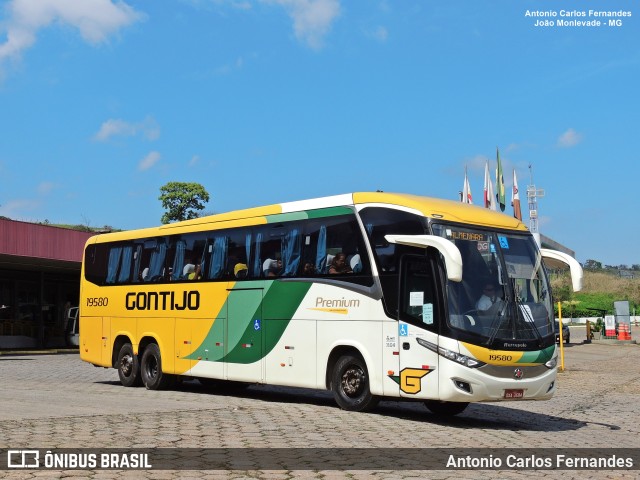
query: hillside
551 270 640 318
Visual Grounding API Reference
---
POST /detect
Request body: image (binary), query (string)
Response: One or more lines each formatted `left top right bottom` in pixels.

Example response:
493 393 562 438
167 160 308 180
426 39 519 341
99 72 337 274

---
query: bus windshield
432 224 553 348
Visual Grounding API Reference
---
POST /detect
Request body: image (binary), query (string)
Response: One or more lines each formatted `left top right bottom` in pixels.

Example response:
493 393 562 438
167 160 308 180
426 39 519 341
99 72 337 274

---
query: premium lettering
315 297 360 308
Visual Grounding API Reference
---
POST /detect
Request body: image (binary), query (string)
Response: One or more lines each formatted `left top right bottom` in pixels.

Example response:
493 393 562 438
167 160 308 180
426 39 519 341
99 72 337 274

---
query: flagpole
495 147 506 212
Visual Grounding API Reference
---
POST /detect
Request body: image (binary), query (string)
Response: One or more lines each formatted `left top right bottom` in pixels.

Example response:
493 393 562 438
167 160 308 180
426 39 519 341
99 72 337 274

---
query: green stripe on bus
222 281 312 364
306 206 353 219
186 281 312 365
518 345 554 364
265 206 353 224
265 212 308 223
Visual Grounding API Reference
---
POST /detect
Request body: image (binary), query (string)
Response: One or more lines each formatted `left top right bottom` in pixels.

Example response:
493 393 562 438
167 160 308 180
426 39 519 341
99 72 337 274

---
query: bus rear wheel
424 400 469 416
331 354 379 412
140 343 173 390
116 343 141 387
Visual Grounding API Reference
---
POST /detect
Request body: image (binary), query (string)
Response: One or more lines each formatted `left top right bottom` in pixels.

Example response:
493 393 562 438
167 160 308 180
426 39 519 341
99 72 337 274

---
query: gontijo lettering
125 291 200 311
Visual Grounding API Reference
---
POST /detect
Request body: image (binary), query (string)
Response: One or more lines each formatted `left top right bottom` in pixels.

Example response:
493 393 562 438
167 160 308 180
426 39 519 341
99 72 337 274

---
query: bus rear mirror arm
384 234 463 282
540 248 583 292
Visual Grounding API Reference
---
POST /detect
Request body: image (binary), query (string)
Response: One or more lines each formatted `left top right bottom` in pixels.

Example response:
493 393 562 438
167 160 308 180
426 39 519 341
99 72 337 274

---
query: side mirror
540 248 583 292
384 234 462 282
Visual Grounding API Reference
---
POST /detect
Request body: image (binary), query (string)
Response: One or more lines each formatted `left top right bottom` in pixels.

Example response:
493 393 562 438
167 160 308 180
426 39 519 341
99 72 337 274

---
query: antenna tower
526 164 545 246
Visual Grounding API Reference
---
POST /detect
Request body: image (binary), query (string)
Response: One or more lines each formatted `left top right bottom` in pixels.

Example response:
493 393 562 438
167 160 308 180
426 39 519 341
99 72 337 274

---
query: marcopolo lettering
125 291 200 311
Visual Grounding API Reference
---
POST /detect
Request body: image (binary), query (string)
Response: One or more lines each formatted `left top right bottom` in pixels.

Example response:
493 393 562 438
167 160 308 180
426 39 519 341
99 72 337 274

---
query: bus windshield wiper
511 277 544 346
485 299 509 347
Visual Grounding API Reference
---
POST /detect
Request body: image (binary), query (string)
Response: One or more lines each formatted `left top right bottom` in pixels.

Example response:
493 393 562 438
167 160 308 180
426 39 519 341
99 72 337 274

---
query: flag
462 166 472 204
483 161 496 210
495 147 506 211
512 169 522 220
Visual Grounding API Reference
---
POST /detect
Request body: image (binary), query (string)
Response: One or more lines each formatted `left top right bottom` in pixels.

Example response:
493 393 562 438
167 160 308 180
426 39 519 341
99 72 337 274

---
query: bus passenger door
398 255 440 400
225 287 264 383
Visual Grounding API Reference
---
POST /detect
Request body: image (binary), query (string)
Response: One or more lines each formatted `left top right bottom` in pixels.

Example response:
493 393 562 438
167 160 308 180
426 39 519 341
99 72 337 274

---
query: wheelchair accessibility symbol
254 319 261 331
399 323 408 336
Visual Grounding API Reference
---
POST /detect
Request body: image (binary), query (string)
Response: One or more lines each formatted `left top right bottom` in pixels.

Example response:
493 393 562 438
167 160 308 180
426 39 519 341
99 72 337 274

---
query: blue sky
0 0 638 267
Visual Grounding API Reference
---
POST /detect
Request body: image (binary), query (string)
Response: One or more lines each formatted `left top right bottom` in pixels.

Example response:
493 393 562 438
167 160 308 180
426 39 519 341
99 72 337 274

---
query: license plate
504 389 524 399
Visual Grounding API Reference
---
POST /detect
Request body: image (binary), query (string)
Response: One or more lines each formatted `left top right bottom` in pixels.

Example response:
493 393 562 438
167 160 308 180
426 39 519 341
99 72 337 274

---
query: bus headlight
545 356 558 369
416 337 485 369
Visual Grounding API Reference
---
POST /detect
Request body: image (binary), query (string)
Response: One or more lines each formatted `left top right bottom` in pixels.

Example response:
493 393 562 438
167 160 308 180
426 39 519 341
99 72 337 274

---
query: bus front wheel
424 400 469 416
331 354 379 412
116 343 141 387
140 343 173 390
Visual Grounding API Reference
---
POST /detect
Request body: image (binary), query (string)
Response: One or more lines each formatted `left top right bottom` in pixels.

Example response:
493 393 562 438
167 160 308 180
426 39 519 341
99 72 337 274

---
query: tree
583 259 602 271
159 182 210 224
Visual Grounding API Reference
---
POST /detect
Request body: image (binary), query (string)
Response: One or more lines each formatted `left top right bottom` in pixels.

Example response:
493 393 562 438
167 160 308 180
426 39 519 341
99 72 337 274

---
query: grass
551 271 640 317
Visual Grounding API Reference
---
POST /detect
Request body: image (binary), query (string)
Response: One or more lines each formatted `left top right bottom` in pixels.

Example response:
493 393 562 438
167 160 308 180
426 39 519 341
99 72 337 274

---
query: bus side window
226 230 249 279
303 213 371 279
146 241 168 282
85 243 109 286
206 236 228 280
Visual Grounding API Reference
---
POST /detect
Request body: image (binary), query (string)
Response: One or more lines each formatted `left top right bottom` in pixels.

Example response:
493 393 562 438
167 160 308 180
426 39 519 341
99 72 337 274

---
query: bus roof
90 192 527 244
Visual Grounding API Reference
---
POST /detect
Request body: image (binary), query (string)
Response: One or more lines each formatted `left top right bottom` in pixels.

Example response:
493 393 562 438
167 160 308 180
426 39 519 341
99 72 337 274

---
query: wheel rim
341 365 365 398
120 354 133 377
145 355 158 380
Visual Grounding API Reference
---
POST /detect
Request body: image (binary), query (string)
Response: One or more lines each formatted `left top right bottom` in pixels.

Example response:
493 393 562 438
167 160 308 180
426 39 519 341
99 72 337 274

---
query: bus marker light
215 342 222 347
242 343 252 348
280 363 286 367
422 365 430 370
393 351 399 356
388 370 394 375
285 346 294 350
184 340 191 345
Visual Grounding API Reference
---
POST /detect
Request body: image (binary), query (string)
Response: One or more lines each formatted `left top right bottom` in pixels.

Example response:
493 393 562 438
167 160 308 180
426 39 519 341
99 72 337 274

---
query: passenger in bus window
476 282 503 312
187 261 202 280
264 259 282 277
302 262 316 276
182 263 195 279
329 253 352 274
234 263 248 279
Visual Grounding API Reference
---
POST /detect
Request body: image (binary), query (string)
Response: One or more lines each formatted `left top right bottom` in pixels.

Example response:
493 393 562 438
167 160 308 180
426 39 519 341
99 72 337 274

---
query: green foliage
159 182 210 224
591 318 604 333
551 270 639 317
583 259 602 270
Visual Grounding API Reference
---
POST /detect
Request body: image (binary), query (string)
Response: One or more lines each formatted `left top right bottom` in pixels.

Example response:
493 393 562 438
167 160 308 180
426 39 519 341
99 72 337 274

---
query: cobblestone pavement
1 327 639 479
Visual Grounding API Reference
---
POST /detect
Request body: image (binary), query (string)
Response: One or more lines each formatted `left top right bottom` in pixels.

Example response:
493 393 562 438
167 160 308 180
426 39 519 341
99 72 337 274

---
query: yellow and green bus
79 192 582 415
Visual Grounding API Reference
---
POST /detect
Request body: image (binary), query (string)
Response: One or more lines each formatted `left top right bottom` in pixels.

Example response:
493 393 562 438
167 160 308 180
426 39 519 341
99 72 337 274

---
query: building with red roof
0 218 95 349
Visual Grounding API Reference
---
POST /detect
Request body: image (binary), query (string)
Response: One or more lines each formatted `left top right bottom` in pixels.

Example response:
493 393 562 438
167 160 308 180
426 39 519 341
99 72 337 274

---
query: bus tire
424 400 469 416
140 343 173 390
331 354 379 412
116 343 141 387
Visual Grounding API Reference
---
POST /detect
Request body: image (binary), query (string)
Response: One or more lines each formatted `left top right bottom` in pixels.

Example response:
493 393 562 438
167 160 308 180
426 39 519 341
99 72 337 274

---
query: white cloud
37 181 56 195
188 155 200 167
557 128 583 148
0 0 144 67
138 151 161 171
262 0 341 50
0 198 41 217
368 25 388 43
214 56 244 76
94 116 160 141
